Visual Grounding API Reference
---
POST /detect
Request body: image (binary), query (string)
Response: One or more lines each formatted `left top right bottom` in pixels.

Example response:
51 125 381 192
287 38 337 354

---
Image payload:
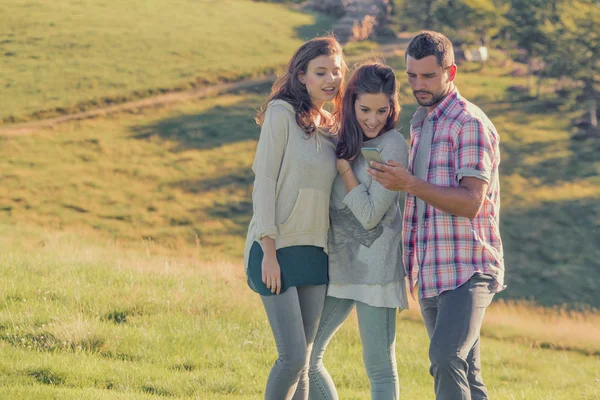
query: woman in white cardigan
244 36 347 400
308 62 409 400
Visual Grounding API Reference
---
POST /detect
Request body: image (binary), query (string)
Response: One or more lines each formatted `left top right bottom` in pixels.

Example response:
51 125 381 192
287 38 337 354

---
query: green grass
0 0 335 123
0 88 266 259
2 54 598 309
2 7 599 398
0 227 598 399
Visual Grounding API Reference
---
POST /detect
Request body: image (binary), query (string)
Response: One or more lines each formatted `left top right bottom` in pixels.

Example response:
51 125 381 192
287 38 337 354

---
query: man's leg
466 337 488 400
419 295 438 339
420 274 495 400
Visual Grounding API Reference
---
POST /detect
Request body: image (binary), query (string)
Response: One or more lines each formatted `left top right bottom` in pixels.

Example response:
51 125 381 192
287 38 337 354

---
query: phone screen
361 147 385 171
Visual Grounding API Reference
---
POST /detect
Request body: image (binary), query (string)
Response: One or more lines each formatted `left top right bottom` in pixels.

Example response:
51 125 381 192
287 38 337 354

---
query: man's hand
369 160 488 219
368 160 416 192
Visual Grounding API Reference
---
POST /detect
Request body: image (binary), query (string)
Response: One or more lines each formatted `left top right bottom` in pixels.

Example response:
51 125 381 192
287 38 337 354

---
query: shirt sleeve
453 118 496 183
251 105 290 240
342 136 409 230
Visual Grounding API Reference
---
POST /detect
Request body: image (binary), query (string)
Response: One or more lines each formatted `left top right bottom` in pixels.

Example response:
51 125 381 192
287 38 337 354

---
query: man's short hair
406 31 455 68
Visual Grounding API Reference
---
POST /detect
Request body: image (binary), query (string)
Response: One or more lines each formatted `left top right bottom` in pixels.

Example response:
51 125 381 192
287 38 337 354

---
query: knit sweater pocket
277 188 330 250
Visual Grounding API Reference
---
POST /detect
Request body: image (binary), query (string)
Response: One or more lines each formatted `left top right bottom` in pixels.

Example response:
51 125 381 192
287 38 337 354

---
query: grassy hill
0 2 599 396
0 0 334 123
0 227 598 399
1 52 598 309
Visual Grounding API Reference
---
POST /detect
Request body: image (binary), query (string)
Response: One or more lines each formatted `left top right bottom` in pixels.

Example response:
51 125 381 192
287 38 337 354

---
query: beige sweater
244 100 338 271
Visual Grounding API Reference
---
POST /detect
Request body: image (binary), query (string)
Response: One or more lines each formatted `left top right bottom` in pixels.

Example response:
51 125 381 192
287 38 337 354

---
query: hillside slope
0 0 333 122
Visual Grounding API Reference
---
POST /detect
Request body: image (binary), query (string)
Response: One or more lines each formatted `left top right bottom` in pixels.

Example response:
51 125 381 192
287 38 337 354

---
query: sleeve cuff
256 226 278 240
456 168 490 183
342 183 366 208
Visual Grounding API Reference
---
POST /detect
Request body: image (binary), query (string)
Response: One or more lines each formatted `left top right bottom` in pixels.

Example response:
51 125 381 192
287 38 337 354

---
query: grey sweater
328 129 408 285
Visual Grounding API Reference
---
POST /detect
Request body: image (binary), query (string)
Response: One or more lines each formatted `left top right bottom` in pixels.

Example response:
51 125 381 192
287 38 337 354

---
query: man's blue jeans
419 273 496 400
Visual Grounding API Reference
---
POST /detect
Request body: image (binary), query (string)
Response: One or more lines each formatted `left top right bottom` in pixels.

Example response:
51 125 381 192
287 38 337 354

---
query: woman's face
298 55 343 109
354 92 391 139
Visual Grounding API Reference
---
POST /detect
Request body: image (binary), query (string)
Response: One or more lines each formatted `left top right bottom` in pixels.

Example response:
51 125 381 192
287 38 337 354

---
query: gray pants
261 285 327 400
419 274 496 400
308 296 399 400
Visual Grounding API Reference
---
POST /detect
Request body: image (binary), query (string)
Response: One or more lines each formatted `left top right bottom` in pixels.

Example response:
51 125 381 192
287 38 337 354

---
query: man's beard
413 90 447 107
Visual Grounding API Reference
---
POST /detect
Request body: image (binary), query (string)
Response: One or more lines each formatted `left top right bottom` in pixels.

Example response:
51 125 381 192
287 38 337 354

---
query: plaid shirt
403 88 505 298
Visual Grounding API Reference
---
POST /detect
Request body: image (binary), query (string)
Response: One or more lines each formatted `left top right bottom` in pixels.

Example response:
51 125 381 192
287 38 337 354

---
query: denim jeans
419 273 496 400
308 296 399 400
261 285 327 400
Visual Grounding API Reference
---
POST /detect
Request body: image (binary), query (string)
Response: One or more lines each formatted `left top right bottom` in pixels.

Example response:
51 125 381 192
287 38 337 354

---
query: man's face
406 55 456 110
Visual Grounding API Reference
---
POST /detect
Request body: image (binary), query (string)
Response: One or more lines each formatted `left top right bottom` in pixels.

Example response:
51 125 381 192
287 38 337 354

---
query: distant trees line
394 0 599 137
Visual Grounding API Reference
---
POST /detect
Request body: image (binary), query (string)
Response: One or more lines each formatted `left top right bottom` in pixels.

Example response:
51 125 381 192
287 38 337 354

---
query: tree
541 0 599 136
395 0 444 31
504 0 559 95
433 0 509 47
396 0 509 54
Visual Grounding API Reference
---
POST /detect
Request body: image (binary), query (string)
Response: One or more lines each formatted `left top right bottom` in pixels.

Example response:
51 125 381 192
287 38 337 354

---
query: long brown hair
337 62 401 160
255 36 346 135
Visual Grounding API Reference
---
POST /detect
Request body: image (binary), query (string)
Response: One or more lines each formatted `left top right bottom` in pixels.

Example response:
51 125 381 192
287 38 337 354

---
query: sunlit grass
1 5 598 398
0 228 598 399
0 0 334 122
1 56 599 308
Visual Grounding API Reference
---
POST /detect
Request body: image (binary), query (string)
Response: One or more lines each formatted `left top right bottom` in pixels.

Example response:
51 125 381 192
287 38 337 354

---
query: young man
369 31 505 400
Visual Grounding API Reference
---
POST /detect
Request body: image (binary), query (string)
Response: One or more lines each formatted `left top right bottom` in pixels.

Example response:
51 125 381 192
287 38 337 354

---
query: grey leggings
308 296 399 399
261 285 327 400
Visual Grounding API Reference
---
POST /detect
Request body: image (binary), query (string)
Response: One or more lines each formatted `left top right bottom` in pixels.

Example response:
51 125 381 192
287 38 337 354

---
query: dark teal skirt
247 241 328 296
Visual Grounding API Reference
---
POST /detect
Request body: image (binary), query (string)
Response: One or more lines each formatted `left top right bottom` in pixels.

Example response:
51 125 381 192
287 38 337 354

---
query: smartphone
361 147 385 171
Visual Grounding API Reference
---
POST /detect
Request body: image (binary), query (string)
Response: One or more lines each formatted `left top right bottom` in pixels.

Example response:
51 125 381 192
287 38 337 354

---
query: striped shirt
403 88 505 299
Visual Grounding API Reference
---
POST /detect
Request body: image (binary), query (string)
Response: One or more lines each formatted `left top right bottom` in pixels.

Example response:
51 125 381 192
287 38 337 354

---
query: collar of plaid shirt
410 86 459 126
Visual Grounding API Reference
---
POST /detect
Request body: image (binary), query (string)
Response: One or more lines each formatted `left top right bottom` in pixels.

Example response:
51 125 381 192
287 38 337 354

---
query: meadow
0 226 598 399
1 55 598 309
0 0 599 398
0 0 333 123
0 56 599 397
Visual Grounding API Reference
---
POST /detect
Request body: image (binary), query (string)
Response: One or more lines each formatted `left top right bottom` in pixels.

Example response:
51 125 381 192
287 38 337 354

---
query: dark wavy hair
337 62 401 160
406 31 455 68
255 36 346 135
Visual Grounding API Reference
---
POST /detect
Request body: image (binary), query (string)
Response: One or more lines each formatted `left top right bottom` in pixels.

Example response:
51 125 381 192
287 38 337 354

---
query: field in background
0 0 334 123
0 226 598 399
1 53 598 309
1 1 599 396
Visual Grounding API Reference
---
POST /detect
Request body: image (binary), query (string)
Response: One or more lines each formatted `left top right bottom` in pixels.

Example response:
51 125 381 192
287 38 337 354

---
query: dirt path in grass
0 40 409 136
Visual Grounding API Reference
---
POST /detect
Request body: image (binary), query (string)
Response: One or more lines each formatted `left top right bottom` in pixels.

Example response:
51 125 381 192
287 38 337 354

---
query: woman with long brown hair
244 36 346 400
308 62 409 400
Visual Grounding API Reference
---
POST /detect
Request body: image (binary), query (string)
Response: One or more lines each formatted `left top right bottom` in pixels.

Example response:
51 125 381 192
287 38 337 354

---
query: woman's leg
261 286 310 400
356 301 399 400
291 284 328 400
308 296 356 400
